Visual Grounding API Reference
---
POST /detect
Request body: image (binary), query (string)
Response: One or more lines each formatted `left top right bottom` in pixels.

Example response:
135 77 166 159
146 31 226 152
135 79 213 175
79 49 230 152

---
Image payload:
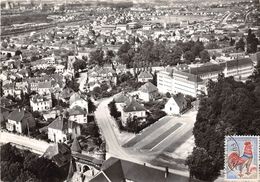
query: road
94 96 197 177
0 131 50 155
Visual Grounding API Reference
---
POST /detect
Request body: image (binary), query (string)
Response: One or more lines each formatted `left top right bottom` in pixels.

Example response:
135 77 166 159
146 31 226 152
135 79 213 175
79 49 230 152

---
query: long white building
157 58 254 97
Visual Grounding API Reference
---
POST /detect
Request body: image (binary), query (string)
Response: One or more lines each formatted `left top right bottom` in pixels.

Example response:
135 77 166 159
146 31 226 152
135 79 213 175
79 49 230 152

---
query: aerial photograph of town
0 0 259 181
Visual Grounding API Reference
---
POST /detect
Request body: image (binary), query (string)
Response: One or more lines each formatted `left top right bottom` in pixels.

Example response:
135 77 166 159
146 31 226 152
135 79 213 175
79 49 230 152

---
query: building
30 94 52 112
157 67 205 97
6 109 36 134
186 58 254 82
47 116 81 143
221 58 254 81
89 157 193 182
164 93 188 115
68 106 88 124
69 93 89 111
138 82 158 102
138 70 153 83
2 83 22 99
121 97 147 126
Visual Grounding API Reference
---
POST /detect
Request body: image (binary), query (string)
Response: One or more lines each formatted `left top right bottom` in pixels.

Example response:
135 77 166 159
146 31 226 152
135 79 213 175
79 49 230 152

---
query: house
43 143 71 168
68 106 88 124
0 97 15 108
121 97 147 126
69 92 89 111
2 83 22 99
55 64 65 74
113 92 130 112
164 93 188 115
6 109 36 134
0 107 12 124
30 94 52 112
143 24 152 31
89 157 194 182
47 116 81 143
138 70 153 83
138 82 158 102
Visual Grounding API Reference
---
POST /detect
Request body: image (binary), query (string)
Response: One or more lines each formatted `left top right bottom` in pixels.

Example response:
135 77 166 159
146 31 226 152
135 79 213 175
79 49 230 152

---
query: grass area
122 117 172 148
141 123 182 150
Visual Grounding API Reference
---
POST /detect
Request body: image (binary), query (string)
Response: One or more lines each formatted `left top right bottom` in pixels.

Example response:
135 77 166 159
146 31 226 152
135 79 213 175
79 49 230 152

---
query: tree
230 38 235 46
73 59 87 72
66 77 79 92
6 52 12 59
191 41 205 57
235 38 245 51
200 50 210 63
191 75 260 181
117 42 131 57
15 50 22 56
108 100 121 119
246 29 259 53
89 49 104 66
183 51 195 64
88 98 97 113
186 147 220 181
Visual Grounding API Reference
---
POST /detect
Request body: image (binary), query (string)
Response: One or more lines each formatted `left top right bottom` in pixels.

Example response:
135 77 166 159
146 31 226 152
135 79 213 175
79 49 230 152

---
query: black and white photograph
0 0 260 181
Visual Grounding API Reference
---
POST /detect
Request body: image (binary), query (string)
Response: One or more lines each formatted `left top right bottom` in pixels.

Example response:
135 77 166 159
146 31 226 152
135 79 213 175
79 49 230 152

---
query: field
151 15 211 24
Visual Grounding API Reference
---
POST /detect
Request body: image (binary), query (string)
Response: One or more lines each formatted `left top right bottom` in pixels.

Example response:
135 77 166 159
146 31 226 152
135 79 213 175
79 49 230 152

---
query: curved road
94 96 196 177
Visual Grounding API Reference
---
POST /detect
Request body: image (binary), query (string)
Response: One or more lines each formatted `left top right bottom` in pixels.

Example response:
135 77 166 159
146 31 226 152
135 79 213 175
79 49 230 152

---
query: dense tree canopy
235 38 245 51
89 49 105 66
246 29 259 54
1 144 63 182
187 72 260 181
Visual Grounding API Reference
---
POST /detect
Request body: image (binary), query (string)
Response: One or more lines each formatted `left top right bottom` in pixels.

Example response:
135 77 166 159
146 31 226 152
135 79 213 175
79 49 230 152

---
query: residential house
47 116 81 143
89 157 194 182
68 106 88 124
138 70 153 83
6 109 36 134
138 82 158 102
69 92 89 111
164 93 188 115
121 97 147 126
113 92 130 113
30 94 52 112
2 83 22 99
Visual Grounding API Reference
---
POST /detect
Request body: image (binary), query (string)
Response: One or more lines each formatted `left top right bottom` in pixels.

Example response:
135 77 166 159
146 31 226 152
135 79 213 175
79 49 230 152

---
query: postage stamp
225 136 259 181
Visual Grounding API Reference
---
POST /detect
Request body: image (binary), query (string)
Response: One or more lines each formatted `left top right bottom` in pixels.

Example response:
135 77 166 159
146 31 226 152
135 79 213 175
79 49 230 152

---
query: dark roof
0 97 15 107
185 63 223 75
71 138 81 153
48 116 72 131
172 93 187 108
113 92 130 103
90 157 194 182
68 106 87 116
8 109 35 128
220 58 253 69
123 98 146 112
43 143 71 167
138 70 153 79
173 70 203 83
139 82 158 93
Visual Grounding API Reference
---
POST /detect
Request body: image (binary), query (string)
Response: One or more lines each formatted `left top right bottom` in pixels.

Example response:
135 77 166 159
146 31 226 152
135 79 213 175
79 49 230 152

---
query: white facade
30 96 52 112
164 98 181 115
6 119 22 133
69 114 87 124
121 110 146 125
